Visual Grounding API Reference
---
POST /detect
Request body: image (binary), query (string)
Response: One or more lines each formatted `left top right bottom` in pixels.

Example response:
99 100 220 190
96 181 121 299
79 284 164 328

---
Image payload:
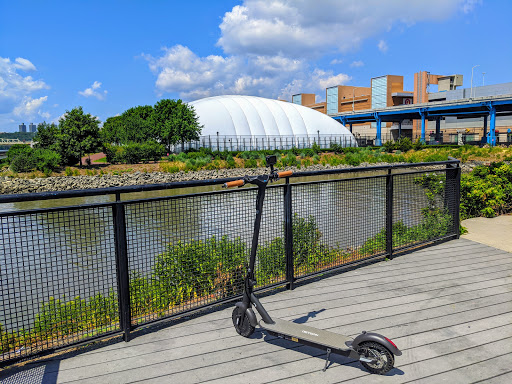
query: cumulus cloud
0 56 49 122
13 96 48 116
378 40 388 53
13 58 37 72
145 0 479 102
462 0 483 13
145 45 326 100
217 0 470 57
79 81 107 100
350 60 364 68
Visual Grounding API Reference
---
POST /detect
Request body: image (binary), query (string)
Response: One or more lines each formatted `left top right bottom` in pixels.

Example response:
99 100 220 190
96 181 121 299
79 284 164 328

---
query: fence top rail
0 159 459 203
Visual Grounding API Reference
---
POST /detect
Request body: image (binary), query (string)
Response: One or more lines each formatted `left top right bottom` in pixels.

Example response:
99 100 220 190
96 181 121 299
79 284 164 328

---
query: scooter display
224 155 401 374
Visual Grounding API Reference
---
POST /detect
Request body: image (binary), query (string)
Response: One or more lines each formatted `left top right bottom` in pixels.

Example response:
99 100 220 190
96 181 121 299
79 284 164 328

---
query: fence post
284 178 295 290
386 169 394 259
113 195 132 342
445 162 461 238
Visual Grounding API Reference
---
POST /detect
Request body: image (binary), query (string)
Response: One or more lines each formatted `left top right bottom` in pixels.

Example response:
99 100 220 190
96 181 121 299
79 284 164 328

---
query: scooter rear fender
350 332 402 356
235 302 258 327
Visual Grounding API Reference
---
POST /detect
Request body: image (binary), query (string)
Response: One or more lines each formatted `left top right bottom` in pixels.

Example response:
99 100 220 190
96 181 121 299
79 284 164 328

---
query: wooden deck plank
0 238 511 384
53 261 512 372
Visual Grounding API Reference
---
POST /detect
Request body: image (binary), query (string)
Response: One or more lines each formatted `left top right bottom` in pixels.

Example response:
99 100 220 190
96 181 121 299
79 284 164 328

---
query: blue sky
0 0 510 132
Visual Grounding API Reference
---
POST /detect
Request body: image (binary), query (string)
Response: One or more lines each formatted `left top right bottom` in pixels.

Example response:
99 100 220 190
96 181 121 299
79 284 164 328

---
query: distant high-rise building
29 123 36 133
19 123 27 133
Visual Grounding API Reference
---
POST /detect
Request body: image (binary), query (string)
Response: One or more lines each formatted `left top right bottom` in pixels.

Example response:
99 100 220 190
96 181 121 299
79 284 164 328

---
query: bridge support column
398 120 402 139
349 123 353 133
375 115 382 146
483 115 488 142
420 111 426 143
488 106 496 146
435 117 441 142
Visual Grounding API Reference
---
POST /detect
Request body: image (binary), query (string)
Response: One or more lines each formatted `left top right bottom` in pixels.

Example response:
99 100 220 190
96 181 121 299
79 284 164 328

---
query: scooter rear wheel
358 341 394 375
232 307 255 337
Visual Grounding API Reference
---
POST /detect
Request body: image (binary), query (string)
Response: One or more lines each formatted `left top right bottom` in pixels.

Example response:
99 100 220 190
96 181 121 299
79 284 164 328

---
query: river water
0 170 436 331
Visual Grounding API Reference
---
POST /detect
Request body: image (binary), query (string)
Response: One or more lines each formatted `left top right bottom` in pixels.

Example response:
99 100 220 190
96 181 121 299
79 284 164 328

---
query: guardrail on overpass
331 94 512 146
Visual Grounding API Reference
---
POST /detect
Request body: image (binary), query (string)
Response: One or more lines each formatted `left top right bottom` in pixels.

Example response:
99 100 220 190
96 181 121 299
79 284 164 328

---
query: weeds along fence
0 160 460 366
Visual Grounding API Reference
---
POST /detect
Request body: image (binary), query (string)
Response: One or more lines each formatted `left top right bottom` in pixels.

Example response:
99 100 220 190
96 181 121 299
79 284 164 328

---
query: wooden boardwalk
1 238 512 383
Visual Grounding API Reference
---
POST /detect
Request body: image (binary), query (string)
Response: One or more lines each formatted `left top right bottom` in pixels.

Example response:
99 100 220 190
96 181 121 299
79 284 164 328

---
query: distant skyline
1 0 510 132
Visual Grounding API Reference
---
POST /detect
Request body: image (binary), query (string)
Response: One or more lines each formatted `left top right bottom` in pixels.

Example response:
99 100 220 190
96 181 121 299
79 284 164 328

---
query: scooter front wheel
232 307 255 337
358 341 394 375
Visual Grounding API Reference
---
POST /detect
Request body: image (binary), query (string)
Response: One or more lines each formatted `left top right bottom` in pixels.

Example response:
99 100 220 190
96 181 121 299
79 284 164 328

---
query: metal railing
0 160 460 366
174 134 357 152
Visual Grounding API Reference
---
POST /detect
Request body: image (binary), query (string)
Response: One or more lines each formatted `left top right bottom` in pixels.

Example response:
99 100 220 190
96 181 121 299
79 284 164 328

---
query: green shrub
33 149 61 172
312 142 321 154
413 138 425 150
6 145 60 173
103 142 165 164
460 162 512 219
65 167 73 176
382 140 395 153
6 144 31 164
10 153 36 173
330 143 343 153
281 152 298 167
244 158 258 168
153 236 247 307
304 148 315 157
395 137 412 152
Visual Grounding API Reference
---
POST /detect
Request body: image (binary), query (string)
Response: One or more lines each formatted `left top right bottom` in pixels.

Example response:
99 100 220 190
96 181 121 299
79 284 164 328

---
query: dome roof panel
189 95 353 140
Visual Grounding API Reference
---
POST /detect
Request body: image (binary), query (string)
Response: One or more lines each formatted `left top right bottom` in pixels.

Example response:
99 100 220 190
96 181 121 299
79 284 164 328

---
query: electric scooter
224 155 401 374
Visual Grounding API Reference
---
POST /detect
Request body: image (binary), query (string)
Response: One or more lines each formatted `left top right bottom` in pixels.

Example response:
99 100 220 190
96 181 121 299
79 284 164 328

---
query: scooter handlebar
277 171 293 178
223 179 245 188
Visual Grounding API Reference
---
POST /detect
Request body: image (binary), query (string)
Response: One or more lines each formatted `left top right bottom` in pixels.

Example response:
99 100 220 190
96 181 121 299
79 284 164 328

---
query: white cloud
145 0 478 102
13 58 37 72
350 60 364 68
378 40 388 53
79 81 107 100
462 0 482 13
145 45 350 101
13 96 48 116
40 111 51 120
377 40 388 53
0 56 49 126
216 0 470 57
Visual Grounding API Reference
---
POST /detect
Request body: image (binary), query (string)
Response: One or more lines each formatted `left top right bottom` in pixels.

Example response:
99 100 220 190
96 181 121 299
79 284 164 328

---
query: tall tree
33 122 59 151
58 107 101 166
101 105 154 145
151 99 202 151
101 115 124 145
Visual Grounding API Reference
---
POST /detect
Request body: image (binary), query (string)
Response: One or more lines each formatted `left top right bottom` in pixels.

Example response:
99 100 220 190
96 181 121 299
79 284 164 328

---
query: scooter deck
260 318 352 351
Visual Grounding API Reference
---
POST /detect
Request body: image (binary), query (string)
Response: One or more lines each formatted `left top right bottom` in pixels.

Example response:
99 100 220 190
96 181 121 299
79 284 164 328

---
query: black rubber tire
232 307 255 338
358 341 394 375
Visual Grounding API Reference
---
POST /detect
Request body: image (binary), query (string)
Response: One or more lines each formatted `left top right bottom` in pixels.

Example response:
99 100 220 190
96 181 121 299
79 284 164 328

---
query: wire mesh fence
0 205 119 363
175 134 358 152
0 160 460 366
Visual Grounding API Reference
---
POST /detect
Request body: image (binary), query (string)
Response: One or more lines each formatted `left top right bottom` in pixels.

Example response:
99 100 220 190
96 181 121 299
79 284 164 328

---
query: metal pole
386 169 393 259
471 65 480 98
284 178 294 290
113 202 132 342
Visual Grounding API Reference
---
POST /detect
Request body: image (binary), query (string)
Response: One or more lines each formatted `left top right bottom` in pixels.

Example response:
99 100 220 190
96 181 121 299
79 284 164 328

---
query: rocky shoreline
0 161 488 195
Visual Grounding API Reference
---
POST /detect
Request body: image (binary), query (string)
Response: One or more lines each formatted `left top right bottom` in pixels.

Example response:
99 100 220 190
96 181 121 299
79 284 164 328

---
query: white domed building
188 95 356 151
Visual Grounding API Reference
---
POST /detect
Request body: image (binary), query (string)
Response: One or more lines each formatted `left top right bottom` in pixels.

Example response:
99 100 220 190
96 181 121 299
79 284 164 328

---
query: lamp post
471 65 480 98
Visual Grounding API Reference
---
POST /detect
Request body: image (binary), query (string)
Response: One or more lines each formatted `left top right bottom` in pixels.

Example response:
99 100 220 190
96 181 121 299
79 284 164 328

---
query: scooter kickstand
322 348 332 372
